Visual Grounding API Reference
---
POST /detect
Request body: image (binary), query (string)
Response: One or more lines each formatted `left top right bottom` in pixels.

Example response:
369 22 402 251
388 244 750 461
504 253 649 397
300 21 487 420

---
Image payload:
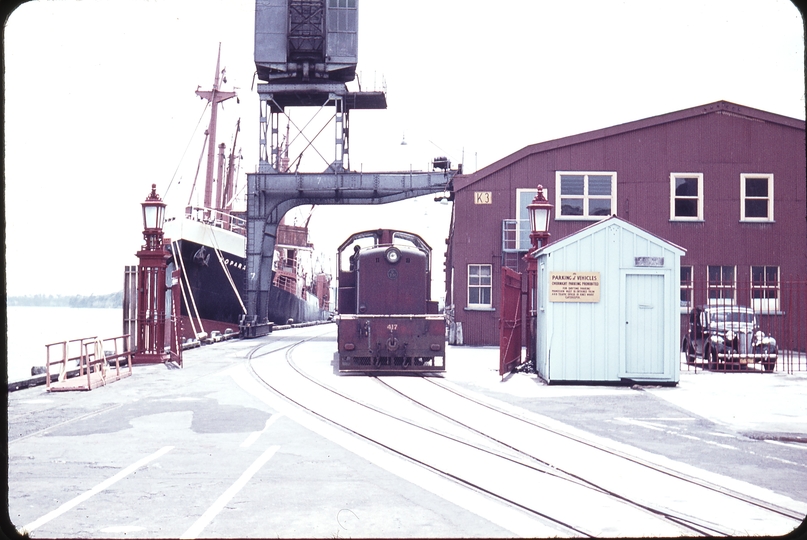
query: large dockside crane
240 0 459 337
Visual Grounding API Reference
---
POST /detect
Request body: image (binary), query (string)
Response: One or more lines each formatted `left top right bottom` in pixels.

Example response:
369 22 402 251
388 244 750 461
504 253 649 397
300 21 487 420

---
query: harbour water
5 305 125 383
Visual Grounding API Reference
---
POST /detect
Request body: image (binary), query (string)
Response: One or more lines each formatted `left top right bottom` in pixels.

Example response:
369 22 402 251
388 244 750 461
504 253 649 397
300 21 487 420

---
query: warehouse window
680 265 694 310
670 173 703 221
740 174 774 222
707 265 736 305
328 0 357 32
468 264 492 307
555 172 616 220
751 265 780 312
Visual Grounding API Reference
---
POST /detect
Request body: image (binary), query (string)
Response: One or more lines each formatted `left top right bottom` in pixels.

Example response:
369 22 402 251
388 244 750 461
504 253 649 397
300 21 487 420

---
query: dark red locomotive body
336 229 446 373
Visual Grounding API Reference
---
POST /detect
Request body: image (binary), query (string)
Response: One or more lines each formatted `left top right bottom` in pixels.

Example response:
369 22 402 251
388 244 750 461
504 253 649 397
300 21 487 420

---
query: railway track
246 330 805 537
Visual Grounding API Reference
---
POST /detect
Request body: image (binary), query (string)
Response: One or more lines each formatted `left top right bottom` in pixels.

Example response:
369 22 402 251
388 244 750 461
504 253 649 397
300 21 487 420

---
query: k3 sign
474 192 492 204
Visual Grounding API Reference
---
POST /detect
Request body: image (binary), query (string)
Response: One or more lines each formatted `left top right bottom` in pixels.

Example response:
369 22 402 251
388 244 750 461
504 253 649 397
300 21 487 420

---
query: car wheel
682 339 696 364
706 347 719 371
763 350 777 372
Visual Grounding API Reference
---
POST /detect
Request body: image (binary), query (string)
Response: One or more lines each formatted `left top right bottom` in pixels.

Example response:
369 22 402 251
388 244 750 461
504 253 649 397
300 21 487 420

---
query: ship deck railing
184 205 246 236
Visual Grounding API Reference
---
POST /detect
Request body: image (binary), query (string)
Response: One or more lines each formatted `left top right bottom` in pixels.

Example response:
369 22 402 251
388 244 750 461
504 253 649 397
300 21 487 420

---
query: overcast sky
4 0 804 298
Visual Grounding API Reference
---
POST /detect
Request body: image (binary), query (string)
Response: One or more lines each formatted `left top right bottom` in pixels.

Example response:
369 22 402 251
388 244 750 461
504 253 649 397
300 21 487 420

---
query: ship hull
165 218 329 339
168 235 246 339
267 286 330 326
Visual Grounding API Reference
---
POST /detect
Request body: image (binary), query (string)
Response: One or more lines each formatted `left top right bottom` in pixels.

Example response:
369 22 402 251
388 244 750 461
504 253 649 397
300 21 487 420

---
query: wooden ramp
47 335 132 392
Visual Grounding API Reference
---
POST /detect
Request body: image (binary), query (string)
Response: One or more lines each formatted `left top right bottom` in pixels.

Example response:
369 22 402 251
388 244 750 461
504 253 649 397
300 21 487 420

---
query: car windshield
710 310 756 324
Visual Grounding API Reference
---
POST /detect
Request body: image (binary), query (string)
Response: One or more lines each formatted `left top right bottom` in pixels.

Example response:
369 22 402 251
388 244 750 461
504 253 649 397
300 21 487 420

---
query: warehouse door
624 274 665 376
499 267 522 375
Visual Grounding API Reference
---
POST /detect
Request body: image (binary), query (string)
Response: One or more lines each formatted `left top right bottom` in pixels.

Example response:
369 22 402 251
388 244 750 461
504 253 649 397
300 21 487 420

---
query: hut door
624 274 665 376
499 267 522 375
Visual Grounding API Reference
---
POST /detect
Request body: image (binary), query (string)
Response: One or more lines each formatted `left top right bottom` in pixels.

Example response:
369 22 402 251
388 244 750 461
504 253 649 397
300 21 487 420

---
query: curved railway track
246 331 804 537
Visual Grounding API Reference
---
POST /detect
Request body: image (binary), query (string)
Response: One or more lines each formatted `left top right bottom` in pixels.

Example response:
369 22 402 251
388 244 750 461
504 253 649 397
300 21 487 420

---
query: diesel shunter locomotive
335 229 446 373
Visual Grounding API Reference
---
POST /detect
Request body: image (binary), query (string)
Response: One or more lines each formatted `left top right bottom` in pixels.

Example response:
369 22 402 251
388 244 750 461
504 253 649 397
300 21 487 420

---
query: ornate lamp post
524 185 553 367
133 184 171 364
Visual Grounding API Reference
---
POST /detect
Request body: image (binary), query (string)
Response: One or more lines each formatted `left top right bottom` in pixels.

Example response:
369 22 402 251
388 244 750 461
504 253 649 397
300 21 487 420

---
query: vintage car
682 305 777 371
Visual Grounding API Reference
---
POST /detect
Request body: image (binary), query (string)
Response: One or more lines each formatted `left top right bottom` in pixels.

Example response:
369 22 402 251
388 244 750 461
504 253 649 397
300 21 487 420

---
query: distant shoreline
6 292 123 309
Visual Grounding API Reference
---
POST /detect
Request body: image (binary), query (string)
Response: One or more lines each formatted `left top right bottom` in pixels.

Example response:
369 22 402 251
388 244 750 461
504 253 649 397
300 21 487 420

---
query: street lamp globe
141 184 166 232
527 185 553 250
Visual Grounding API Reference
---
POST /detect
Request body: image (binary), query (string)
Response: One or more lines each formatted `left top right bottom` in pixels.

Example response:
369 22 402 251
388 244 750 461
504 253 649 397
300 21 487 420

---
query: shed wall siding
537 219 682 383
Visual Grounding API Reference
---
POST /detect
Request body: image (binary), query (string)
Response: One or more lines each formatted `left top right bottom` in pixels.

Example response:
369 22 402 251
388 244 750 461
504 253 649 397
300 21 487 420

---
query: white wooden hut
533 216 685 384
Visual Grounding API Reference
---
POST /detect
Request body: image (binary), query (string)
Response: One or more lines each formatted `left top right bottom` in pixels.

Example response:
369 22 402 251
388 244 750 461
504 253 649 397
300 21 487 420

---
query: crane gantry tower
241 0 459 336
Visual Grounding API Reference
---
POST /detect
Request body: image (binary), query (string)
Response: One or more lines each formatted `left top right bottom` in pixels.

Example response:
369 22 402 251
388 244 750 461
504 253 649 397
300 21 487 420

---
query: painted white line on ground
19 446 174 534
702 440 739 450
628 417 696 421
613 417 666 431
180 445 280 540
764 454 805 468
240 414 284 448
765 439 807 451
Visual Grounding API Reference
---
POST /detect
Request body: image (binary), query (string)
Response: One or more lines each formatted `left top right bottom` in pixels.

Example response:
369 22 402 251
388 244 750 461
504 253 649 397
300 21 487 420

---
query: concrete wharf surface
6 323 807 538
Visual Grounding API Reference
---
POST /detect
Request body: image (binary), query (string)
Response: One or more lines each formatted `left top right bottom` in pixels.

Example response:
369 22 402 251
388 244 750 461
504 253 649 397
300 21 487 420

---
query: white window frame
740 174 774 222
750 265 780 313
670 173 704 221
680 265 694 311
707 265 736 306
515 187 546 250
554 171 617 221
467 264 493 308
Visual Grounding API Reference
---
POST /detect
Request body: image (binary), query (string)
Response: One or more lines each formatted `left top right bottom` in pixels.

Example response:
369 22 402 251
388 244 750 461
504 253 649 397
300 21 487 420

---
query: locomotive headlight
385 247 401 264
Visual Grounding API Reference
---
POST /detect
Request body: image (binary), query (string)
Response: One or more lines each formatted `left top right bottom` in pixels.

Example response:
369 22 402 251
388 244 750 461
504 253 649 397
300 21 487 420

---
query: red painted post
523 186 552 368
133 184 171 365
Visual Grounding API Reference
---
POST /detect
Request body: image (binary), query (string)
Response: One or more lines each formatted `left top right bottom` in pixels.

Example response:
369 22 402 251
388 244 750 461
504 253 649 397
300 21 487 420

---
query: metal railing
45 334 132 391
184 206 246 236
679 278 807 373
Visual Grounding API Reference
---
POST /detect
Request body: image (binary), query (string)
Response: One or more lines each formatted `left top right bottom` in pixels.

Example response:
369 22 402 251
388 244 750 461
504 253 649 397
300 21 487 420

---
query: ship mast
223 118 240 211
196 43 236 214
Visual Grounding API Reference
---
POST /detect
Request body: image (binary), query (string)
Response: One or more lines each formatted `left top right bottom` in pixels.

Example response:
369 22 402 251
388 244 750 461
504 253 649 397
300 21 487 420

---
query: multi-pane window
707 265 736 305
328 0 356 9
680 265 694 309
327 0 358 37
503 188 549 252
555 172 616 220
670 173 703 220
517 188 540 249
501 220 520 252
740 174 774 222
751 265 780 312
468 264 492 307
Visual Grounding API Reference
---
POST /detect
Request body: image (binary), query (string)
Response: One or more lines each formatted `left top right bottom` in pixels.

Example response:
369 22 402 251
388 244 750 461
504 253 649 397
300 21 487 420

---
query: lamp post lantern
133 184 172 365
524 185 553 367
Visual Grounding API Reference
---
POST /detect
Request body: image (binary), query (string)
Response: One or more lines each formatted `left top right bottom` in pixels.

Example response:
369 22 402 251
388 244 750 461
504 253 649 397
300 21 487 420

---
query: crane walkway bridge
240 168 457 337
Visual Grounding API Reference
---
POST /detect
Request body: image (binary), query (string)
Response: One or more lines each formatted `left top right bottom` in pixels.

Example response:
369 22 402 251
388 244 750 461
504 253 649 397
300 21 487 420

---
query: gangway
46 335 132 392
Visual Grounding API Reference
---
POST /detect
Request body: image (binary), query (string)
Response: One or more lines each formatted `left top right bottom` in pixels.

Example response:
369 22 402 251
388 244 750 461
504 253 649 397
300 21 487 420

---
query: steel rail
246 331 803 535
287 349 726 537
246 336 592 537
248 334 724 537
374 377 735 536
421 376 807 524
8 403 124 445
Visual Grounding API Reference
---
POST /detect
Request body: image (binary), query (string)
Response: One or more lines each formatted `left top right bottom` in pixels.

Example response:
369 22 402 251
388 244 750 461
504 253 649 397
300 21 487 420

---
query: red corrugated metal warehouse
445 101 806 348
